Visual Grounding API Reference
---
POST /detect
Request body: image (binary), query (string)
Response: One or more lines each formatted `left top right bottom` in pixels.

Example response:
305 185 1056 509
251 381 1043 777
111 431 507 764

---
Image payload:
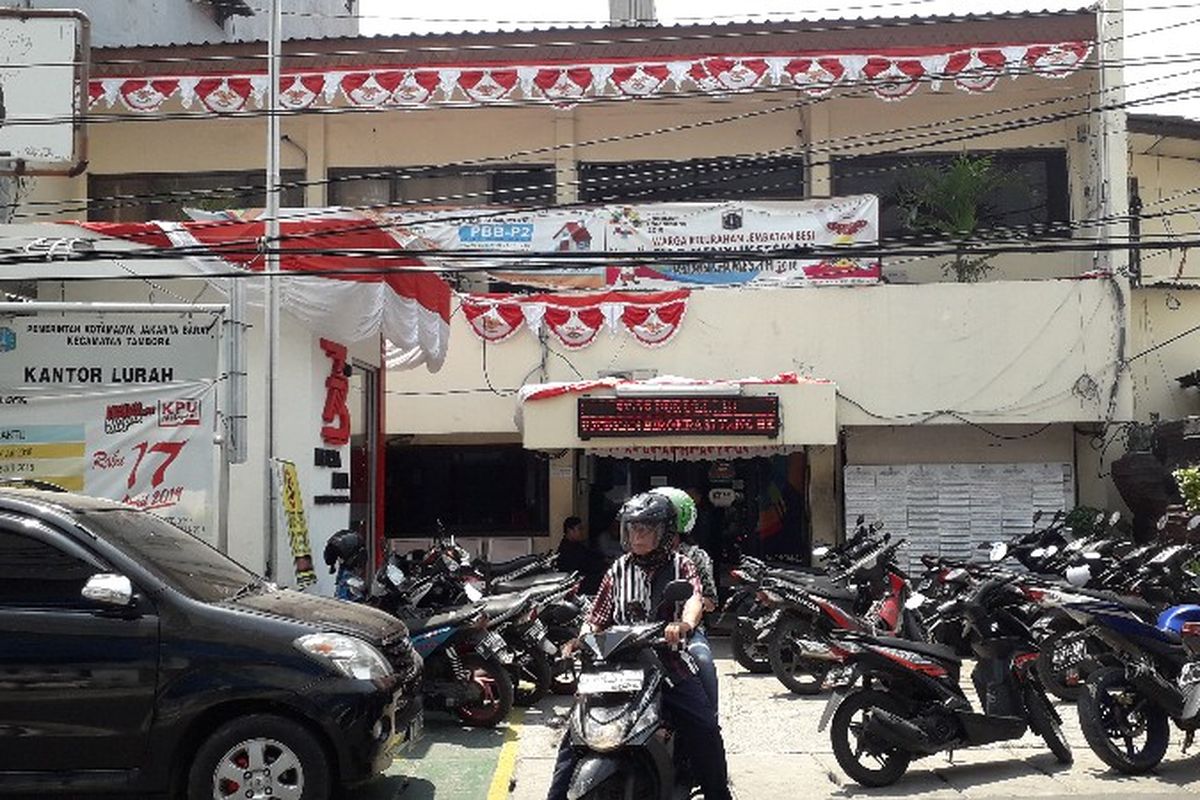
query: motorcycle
558 579 701 800
820 574 1071 787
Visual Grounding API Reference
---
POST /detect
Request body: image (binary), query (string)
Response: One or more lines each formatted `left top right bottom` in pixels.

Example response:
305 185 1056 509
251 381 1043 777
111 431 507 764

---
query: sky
359 0 1200 121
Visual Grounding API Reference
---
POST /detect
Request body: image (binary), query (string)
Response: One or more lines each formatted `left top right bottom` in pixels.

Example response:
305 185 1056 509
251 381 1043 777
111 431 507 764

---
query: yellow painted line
486 707 527 800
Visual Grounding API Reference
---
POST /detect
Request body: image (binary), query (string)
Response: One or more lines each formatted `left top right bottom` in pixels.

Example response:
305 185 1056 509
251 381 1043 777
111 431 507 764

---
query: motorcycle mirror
812 546 830 559
856 514 865 525
1033 509 1044 523
904 592 928 610
1189 515 1200 531
1066 564 1092 587
1108 511 1121 527
990 542 1009 563
661 579 695 605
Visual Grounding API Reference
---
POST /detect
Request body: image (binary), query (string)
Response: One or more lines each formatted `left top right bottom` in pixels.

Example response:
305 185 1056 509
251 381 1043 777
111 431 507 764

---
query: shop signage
0 311 220 388
578 396 780 439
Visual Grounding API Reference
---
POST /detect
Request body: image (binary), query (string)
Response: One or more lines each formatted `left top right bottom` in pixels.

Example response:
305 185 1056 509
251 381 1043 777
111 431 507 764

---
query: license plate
577 669 644 695
527 619 548 642
477 631 507 659
818 690 847 732
822 665 856 691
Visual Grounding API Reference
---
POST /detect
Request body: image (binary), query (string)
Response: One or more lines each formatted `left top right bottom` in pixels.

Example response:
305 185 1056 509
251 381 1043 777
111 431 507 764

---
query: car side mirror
82 573 134 607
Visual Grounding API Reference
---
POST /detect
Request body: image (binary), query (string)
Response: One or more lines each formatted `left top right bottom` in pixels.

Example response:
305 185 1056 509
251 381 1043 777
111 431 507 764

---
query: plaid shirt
587 552 702 630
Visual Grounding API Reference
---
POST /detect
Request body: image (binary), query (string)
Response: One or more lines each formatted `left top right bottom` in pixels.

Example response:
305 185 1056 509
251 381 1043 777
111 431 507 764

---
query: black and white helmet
618 491 677 553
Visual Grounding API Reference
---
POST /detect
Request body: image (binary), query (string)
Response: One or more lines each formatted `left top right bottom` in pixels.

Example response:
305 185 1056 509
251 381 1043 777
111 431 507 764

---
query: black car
0 486 422 799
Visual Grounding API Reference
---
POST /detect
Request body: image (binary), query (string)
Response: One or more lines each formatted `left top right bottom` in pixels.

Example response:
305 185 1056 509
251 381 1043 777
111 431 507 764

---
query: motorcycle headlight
295 633 393 681
581 712 629 752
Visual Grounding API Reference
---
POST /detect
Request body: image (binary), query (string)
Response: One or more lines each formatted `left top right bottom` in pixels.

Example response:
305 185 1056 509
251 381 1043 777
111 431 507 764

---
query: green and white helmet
651 486 696 535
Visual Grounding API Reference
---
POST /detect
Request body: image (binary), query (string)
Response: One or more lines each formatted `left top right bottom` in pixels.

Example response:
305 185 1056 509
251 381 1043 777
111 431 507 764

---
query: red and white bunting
460 290 690 349
89 41 1092 114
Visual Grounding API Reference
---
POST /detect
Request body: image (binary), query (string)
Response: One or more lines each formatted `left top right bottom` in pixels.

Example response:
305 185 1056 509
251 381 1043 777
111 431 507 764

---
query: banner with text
0 311 220 388
391 195 880 287
0 382 216 539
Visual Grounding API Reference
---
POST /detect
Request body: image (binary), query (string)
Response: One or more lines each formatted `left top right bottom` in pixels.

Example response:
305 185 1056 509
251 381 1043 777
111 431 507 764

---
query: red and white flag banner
460 290 690 350
88 41 1092 113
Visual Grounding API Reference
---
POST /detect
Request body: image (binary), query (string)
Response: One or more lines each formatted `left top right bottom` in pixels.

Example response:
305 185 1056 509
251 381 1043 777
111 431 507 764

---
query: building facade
16 6 1194 576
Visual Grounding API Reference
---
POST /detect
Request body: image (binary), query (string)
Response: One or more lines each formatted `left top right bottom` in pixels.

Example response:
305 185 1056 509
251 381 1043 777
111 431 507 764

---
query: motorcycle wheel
733 614 772 674
454 653 515 728
1037 629 1089 702
1024 680 1073 764
1077 666 1170 774
768 616 830 695
829 689 911 788
512 647 552 707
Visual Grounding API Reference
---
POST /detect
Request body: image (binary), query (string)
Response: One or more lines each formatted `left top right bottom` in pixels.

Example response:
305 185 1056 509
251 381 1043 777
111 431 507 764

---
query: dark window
88 170 306 222
328 165 555 208
386 445 549 536
580 156 805 203
831 150 1069 238
80 509 257 603
0 528 96 608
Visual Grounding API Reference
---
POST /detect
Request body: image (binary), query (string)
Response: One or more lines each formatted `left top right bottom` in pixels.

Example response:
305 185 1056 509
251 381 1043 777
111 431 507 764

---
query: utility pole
262 0 282 578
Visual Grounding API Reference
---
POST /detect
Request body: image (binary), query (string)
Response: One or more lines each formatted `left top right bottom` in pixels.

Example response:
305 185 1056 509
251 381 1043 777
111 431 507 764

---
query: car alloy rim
212 737 304 800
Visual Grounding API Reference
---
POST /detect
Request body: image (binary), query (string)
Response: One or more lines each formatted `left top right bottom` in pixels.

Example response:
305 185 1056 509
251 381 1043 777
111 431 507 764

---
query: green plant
893 154 1016 282
1173 467 1200 513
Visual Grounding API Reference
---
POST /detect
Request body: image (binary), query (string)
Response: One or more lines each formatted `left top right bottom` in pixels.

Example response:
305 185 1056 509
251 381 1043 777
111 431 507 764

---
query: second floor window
580 155 805 203
88 170 305 222
328 165 555 209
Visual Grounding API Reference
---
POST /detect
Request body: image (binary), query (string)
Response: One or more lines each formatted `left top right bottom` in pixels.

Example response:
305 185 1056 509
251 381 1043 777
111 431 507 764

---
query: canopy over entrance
517 372 836 451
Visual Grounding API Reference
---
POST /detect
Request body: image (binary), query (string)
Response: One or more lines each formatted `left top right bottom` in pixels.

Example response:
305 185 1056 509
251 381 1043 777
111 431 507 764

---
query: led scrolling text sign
577 396 780 439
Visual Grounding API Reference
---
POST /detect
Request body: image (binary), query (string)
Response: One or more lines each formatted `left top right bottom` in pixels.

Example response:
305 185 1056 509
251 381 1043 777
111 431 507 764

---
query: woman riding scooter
546 491 734 800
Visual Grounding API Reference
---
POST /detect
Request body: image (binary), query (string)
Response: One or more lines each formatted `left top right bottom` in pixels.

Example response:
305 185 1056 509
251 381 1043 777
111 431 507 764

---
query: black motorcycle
820 574 1071 787
559 580 698 800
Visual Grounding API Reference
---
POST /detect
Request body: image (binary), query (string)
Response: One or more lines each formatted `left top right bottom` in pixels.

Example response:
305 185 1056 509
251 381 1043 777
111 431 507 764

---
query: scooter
560 580 700 800
820 574 1071 787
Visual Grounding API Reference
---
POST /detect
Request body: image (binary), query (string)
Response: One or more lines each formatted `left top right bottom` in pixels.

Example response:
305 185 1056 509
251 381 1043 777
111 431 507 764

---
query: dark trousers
688 628 719 714
546 672 731 800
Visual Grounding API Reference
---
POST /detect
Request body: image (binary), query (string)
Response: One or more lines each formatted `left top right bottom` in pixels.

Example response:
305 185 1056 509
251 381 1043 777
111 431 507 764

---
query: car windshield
80 508 259 603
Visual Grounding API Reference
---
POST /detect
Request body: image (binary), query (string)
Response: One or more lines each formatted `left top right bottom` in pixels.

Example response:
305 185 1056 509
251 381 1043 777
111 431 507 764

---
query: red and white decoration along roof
89 40 1091 113
79 217 452 371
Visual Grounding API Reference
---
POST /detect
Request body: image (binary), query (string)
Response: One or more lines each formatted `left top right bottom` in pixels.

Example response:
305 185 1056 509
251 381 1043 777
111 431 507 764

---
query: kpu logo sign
159 398 202 427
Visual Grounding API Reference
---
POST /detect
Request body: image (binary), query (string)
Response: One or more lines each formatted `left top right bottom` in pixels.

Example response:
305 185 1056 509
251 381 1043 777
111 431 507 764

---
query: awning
518 372 836 450
0 219 452 371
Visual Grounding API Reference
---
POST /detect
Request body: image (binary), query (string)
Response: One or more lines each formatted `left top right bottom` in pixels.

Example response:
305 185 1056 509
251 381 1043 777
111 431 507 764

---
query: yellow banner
276 459 317 588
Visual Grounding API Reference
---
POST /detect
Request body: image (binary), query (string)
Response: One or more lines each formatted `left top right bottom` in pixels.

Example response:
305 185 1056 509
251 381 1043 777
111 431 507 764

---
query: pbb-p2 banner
0 382 216 539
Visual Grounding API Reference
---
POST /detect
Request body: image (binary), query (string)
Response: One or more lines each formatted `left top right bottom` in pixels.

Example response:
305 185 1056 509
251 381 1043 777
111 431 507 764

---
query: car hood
222 587 409 644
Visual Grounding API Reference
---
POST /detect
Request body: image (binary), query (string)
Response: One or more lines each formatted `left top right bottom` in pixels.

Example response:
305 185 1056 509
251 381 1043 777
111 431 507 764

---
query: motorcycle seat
404 603 485 634
871 635 962 665
772 573 857 602
477 554 544 575
492 572 573 593
482 593 528 619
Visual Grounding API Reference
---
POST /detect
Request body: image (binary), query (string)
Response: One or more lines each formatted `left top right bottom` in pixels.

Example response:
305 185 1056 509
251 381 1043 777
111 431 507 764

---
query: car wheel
187 713 331 800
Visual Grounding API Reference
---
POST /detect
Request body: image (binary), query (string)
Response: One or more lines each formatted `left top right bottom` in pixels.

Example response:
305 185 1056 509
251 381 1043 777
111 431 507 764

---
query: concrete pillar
304 114 327 207
804 100 832 198
554 110 577 204
807 444 838 546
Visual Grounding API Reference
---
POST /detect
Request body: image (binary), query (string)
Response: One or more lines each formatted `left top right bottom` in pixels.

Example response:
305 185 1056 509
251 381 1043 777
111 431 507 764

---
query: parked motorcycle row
328 527 587 728
725 511 1200 786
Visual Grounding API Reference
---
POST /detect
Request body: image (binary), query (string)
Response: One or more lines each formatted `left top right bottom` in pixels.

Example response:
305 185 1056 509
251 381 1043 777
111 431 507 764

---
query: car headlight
295 633 393 681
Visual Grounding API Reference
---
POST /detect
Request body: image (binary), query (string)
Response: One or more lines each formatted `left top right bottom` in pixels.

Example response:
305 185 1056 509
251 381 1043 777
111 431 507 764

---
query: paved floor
362 636 1200 799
